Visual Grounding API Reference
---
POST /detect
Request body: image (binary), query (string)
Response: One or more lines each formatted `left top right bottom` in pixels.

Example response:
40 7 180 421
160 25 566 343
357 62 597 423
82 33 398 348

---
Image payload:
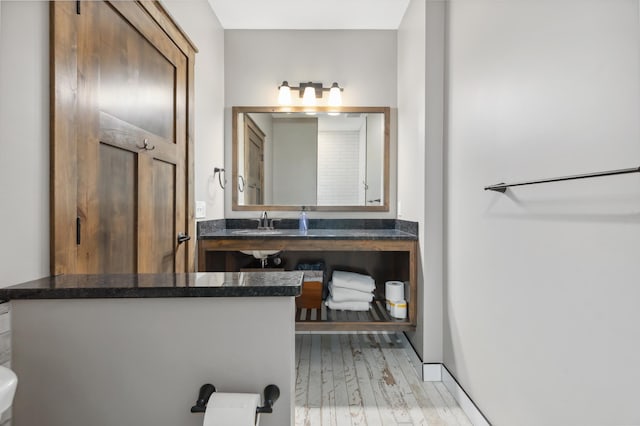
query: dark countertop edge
198 233 418 241
0 286 301 301
197 218 419 237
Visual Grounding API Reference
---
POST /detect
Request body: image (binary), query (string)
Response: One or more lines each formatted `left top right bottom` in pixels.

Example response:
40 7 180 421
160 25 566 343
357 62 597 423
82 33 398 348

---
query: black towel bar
485 165 640 193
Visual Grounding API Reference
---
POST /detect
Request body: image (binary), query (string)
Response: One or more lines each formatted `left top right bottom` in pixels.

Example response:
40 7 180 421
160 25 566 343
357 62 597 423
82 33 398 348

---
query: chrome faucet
258 211 272 229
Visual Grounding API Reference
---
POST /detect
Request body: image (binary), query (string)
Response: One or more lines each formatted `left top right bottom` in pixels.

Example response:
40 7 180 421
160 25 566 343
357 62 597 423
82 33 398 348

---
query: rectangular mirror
232 106 390 211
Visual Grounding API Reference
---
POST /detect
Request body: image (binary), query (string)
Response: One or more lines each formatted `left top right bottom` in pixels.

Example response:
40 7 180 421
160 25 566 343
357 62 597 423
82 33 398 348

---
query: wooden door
244 116 265 204
51 1 197 274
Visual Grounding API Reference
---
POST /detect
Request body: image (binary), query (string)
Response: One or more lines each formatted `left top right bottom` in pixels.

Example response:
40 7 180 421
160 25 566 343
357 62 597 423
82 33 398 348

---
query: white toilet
0 366 17 414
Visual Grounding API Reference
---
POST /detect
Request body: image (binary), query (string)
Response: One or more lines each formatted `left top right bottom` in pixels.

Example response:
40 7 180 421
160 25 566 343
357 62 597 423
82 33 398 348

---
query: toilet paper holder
190 383 280 414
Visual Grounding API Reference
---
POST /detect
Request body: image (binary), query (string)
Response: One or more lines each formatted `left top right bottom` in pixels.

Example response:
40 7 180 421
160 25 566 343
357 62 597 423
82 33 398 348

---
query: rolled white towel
331 270 375 293
329 281 373 303
325 296 370 312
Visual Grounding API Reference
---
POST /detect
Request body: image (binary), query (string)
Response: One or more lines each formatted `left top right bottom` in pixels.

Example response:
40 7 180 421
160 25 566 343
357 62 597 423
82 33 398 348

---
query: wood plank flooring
295 333 472 426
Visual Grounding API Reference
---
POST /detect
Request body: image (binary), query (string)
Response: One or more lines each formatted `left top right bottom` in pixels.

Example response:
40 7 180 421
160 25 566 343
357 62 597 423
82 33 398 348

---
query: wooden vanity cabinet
198 238 417 332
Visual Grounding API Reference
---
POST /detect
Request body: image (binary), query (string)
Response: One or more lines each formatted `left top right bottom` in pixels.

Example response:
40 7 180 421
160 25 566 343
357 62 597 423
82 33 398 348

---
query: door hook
138 138 155 151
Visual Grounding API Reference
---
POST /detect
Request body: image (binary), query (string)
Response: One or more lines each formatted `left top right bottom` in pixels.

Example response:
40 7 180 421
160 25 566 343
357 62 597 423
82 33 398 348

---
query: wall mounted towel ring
238 175 245 193
213 167 226 189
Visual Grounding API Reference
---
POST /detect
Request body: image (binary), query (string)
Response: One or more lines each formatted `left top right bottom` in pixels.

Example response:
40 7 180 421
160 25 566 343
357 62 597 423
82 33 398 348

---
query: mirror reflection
232 106 389 211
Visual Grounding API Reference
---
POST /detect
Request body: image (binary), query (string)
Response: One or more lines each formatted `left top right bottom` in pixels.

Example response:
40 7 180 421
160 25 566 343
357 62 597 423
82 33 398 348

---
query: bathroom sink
232 229 283 259
240 250 281 259
232 229 283 236
0 366 17 413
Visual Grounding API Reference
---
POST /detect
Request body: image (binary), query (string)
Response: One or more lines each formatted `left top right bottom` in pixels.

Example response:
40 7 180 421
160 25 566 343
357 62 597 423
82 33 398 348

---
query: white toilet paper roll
203 392 261 426
390 299 407 319
385 281 404 303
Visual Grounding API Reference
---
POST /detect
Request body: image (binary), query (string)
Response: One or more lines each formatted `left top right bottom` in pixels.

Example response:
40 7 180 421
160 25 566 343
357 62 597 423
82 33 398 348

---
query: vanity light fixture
277 81 343 106
277 82 292 105
302 85 316 106
328 82 342 107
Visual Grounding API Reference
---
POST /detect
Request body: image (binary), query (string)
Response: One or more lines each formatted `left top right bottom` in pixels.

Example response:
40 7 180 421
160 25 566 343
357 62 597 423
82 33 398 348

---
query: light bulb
278 81 291 105
328 82 342 106
302 85 316 106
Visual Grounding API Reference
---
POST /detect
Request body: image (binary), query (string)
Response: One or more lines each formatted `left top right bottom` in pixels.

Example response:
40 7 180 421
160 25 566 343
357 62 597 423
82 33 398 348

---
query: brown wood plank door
244 116 265 204
52 1 193 274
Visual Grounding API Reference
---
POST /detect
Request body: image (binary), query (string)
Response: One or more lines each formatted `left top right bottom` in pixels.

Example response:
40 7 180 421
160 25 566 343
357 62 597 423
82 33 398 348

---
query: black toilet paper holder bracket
190 383 280 414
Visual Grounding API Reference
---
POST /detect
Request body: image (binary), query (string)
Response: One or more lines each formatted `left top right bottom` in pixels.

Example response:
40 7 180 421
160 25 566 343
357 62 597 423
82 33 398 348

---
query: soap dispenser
299 206 309 232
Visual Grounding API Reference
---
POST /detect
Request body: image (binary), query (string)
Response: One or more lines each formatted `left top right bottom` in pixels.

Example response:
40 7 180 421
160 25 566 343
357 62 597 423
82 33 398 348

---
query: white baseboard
396 335 489 424
422 363 443 381
419 361 489 425
441 366 491 426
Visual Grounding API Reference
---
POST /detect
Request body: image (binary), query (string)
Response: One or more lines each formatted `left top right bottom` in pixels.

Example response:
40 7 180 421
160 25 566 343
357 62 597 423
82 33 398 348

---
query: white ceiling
207 0 411 30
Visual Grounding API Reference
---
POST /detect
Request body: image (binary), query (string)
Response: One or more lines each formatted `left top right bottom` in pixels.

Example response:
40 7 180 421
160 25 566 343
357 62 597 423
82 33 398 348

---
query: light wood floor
295 333 472 426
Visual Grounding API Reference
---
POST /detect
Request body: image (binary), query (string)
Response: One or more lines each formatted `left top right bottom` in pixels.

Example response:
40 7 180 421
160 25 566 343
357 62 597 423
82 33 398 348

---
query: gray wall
272 119 318 205
0 1 49 286
0 0 225 287
445 0 640 424
12 297 295 426
397 0 446 363
397 0 426 360
162 0 226 222
224 30 398 218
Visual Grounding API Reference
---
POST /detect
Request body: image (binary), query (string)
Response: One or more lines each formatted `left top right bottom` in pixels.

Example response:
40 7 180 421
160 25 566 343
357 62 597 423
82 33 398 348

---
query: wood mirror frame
231 106 390 212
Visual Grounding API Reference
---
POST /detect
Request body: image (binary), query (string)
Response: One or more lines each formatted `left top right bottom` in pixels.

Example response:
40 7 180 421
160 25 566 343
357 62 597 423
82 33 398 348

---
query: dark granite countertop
199 228 417 240
0 272 303 300
197 219 418 241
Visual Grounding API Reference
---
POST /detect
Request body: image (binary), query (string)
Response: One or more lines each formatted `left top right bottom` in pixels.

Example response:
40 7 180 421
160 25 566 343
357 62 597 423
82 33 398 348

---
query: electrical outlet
195 201 206 219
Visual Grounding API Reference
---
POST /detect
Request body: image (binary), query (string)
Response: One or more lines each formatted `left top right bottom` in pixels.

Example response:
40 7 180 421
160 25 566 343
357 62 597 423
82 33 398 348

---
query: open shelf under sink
295 300 414 332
